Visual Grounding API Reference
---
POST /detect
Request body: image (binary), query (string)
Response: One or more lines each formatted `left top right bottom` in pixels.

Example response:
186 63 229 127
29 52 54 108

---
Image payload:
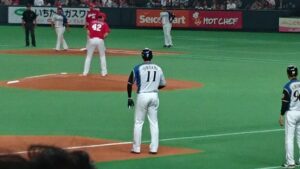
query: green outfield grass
0 25 299 169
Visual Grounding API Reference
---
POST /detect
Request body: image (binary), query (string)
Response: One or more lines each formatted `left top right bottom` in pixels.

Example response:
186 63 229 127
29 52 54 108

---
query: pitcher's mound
0 73 203 92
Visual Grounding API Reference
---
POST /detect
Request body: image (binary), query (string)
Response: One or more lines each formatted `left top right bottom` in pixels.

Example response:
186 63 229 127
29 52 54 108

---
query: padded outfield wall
0 6 293 32
0 6 8 24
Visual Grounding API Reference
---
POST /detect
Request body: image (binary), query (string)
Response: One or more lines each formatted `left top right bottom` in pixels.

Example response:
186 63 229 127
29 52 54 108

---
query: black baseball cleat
281 163 295 168
167 45 172 48
149 151 157 155
163 45 168 48
130 151 140 154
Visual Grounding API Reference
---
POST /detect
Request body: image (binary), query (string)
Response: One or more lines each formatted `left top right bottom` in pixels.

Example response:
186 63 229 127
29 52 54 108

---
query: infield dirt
0 136 200 162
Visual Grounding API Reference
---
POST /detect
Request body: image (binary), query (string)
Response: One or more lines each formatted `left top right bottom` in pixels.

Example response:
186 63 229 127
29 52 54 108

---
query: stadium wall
243 10 292 32
0 6 8 24
0 6 293 32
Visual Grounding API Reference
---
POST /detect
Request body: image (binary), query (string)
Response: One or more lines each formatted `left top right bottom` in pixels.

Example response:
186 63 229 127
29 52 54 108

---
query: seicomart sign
137 9 190 28
136 9 243 30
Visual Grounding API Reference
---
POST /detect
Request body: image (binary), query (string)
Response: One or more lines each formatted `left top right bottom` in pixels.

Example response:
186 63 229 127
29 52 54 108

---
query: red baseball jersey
88 20 110 39
85 10 101 25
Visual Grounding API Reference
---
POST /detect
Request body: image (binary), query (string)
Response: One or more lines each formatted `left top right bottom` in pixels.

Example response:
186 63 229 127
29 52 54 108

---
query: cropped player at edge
279 65 300 168
127 48 166 154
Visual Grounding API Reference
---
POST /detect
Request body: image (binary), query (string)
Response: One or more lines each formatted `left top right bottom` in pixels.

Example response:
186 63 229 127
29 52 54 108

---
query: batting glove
128 98 134 109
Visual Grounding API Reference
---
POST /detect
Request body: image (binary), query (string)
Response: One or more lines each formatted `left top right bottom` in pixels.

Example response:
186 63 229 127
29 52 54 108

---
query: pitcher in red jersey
82 13 110 76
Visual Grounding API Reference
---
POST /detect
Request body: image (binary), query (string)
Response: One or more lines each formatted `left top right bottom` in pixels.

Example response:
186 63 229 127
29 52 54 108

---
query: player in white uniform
159 7 174 48
51 7 69 51
127 48 166 154
280 65 300 168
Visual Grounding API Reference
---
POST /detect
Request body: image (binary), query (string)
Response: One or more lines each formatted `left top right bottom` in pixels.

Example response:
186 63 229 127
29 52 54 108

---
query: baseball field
0 25 299 169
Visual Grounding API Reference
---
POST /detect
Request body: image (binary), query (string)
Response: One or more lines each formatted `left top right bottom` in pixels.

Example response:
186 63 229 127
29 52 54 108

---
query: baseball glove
127 98 134 109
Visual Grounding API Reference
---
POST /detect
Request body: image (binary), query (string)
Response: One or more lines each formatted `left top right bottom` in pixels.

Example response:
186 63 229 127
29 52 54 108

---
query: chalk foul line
158 128 284 142
255 166 282 169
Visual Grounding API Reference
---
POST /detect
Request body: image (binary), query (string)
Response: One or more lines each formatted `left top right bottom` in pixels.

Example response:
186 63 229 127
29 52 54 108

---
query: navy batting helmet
141 48 153 61
287 65 298 77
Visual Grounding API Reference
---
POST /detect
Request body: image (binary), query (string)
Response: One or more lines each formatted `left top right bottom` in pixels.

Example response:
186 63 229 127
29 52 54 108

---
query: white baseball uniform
52 13 68 51
282 79 300 165
160 11 173 47
131 63 166 153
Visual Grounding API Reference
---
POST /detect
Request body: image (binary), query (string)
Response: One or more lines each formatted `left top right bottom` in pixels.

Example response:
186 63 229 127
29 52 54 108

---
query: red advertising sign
136 9 190 28
190 11 242 29
136 9 243 30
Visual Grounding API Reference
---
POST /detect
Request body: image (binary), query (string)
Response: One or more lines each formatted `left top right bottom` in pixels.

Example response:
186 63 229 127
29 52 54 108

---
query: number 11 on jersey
147 71 156 82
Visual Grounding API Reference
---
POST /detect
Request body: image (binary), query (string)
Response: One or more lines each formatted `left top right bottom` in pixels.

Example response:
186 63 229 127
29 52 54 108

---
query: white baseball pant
285 110 300 165
132 92 159 153
55 27 68 50
83 38 107 76
163 23 172 46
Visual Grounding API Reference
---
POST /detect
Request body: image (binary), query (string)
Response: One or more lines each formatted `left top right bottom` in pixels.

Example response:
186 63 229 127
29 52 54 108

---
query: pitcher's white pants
132 93 159 153
163 23 172 46
285 110 300 165
83 38 107 76
55 27 68 50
